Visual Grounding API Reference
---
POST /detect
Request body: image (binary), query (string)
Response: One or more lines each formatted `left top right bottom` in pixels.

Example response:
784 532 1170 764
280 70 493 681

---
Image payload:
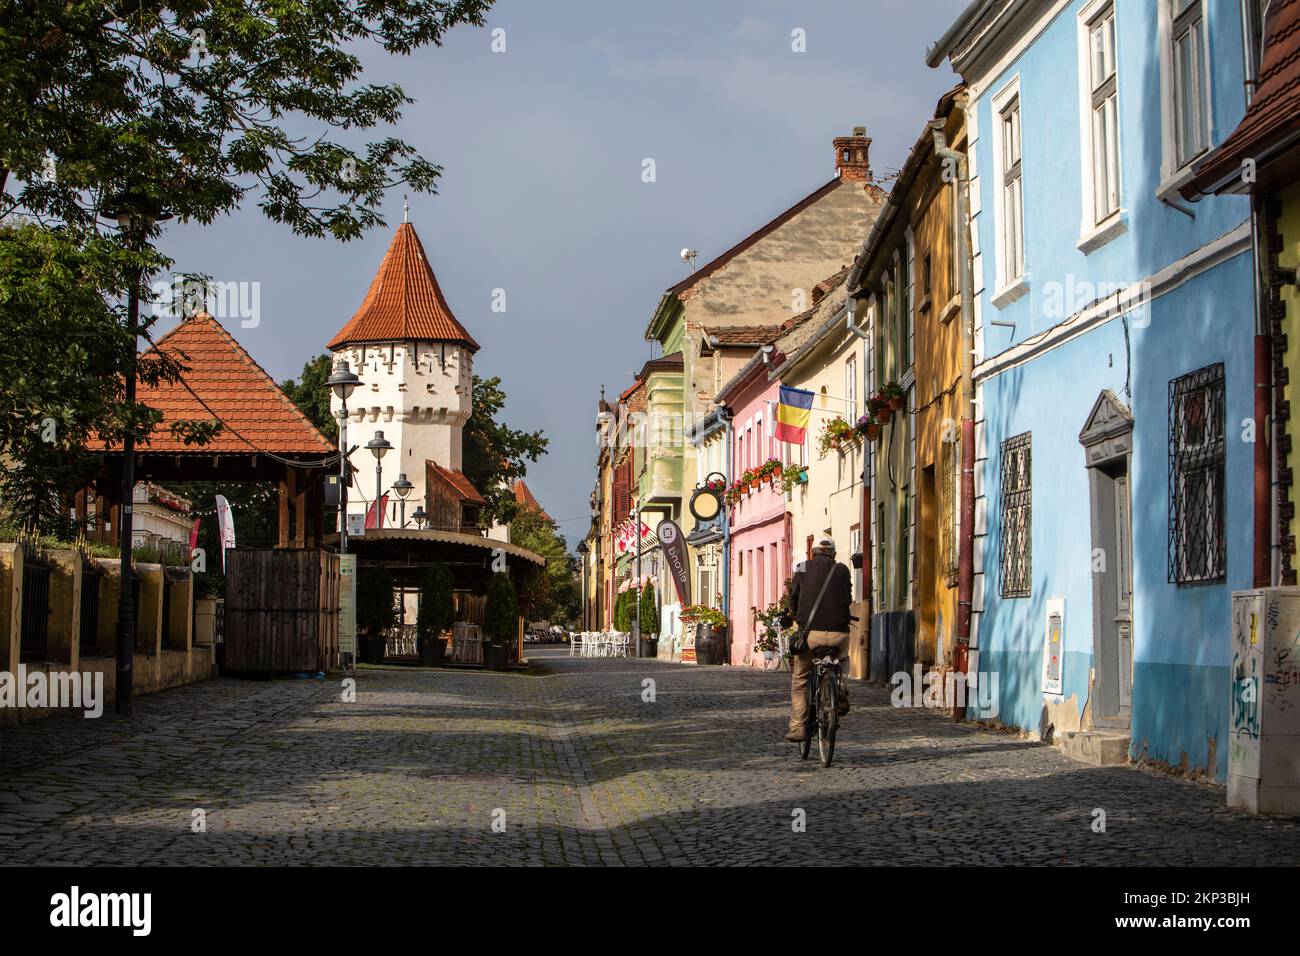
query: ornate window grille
1168 362 1226 585
1000 432 1032 598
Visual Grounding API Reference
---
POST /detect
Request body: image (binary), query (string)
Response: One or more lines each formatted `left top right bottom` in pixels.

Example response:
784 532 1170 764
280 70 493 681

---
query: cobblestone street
2 650 1298 866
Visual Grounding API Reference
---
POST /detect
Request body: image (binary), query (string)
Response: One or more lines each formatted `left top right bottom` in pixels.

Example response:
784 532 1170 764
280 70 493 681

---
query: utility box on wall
1229 589 1300 816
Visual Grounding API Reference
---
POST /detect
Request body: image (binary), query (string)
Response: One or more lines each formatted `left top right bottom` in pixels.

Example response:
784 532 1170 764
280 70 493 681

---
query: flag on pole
774 384 815 444
214 495 236 571
187 517 200 557
364 495 389 529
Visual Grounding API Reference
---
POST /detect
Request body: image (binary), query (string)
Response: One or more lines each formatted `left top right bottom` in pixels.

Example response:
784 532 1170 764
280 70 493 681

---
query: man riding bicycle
782 536 853 743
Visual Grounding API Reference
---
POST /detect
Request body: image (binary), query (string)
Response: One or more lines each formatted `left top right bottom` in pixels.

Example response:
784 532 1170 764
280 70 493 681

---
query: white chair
570 631 585 657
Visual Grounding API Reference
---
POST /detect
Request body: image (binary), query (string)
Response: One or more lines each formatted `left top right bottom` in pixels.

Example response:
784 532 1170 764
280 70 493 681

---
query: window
1168 363 1226 584
999 93 1025 283
1172 0 1210 168
1086 4 1120 223
999 432 1032 598
942 437 959 578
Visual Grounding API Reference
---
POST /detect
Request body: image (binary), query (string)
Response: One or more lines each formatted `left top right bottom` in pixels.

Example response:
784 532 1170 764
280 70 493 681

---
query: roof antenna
403 195 409 223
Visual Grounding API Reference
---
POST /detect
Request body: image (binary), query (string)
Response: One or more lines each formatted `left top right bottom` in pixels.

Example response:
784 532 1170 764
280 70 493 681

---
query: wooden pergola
81 312 337 547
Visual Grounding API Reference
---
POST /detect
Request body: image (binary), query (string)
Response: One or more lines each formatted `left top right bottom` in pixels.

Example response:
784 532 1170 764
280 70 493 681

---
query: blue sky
160 0 969 546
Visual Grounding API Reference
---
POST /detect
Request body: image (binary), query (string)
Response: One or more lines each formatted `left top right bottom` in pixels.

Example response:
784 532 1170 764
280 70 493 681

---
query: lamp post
326 361 361 553
631 502 642 654
411 506 427 530
102 193 172 717
392 472 413 527
366 431 392 528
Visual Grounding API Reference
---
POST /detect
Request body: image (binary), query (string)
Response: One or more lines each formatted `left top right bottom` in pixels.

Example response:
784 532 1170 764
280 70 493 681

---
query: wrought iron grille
999 432 1032 598
1168 362 1226 585
20 554 51 663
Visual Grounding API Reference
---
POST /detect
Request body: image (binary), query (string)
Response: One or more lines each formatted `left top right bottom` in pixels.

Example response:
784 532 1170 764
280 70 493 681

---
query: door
1091 459 1133 728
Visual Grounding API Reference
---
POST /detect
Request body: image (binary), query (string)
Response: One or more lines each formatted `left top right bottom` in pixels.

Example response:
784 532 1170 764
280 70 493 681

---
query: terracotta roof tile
327 222 479 352
90 313 334 456
1188 0 1300 193
428 462 485 504
513 479 551 522
701 325 785 347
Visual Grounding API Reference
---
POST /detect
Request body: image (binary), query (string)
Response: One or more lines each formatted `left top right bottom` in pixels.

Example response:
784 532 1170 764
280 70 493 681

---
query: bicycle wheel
817 674 838 767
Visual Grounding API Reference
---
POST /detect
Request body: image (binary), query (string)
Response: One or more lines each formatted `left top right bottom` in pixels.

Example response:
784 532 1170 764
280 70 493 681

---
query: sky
159 0 970 547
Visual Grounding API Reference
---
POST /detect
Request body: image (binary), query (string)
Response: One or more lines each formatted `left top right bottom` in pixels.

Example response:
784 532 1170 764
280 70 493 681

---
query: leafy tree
356 566 395 636
281 354 338 444
0 2 492 529
417 563 456 639
172 480 279 597
463 376 548 526
483 572 518 644
509 506 578 625
639 582 659 638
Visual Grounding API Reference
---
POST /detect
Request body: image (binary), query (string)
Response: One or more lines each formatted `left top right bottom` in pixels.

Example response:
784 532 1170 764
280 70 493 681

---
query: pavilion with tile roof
80 311 337 549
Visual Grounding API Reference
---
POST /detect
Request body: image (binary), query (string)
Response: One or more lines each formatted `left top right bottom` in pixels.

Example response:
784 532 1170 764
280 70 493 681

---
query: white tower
327 219 480 529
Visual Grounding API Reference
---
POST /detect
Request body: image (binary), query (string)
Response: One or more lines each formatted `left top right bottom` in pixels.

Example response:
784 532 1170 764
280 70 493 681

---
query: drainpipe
845 295 874 642
932 113 976 719
721 406 734 661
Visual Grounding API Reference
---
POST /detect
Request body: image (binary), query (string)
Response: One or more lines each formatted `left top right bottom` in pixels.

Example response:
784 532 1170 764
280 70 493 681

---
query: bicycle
797 645 842 767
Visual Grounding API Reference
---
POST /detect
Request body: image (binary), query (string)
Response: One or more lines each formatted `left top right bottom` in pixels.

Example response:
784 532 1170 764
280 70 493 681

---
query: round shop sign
659 519 679 544
688 487 722 523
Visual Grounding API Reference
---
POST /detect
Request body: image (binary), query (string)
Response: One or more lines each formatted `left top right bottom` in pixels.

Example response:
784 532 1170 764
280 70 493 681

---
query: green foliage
639 582 659 637
356 566 396 636
0 1 495 238
483 573 518 644
613 588 635 632
417 564 456 639
463 376 548 526
508 506 578 625
281 354 338 444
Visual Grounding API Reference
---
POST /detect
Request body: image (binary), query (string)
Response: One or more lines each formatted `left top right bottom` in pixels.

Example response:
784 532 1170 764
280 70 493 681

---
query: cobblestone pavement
2 649 1299 865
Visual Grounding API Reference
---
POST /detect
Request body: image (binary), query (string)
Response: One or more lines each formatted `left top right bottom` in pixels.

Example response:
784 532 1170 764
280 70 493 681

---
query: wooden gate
223 549 340 674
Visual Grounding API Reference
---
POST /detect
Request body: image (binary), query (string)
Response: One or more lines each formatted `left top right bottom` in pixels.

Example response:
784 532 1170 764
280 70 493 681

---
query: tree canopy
281 353 338 444
463 375 548 526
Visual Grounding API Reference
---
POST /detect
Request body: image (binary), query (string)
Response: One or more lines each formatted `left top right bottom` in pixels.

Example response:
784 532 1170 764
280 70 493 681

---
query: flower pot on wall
865 424 881 441
876 406 892 425
889 396 904 411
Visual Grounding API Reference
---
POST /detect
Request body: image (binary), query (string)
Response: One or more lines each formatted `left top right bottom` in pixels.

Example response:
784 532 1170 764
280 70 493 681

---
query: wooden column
291 468 307 548
277 470 290 549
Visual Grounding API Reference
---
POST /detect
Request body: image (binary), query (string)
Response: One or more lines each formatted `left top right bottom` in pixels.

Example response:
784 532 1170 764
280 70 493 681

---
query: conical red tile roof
327 222 479 352
90 312 334 456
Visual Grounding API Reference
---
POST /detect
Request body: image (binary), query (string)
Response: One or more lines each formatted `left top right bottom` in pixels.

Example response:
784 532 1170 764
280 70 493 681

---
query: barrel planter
483 640 509 671
418 635 447 667
639 637 659 658
362 632 387 665
695 623 727 665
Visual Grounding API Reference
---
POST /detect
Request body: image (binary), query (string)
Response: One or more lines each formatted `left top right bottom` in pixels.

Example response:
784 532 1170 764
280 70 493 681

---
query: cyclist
782 536 853 743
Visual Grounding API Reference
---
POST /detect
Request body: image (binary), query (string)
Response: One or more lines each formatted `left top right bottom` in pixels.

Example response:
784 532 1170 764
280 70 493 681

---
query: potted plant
780 466 809 496
482 573 519 671
883 381 906 410
869 393 892 425
817 416 858 458
754 601 786 661
638 582 659 657
685 605 728 665
417 564 454 666
356 567 396 665
725 483 742 507
855 414 881 442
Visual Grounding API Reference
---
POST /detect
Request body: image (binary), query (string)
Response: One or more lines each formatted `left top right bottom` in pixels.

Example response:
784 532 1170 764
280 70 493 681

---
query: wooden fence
223 548 339 674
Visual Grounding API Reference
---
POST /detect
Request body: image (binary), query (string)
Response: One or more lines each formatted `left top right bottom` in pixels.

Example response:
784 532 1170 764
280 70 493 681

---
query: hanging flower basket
883 381 906 410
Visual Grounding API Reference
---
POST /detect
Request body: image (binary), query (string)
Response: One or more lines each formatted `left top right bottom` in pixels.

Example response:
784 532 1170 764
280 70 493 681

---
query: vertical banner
187 517 200 556
338 554 357 662
657 519 691 607
214 495 236 571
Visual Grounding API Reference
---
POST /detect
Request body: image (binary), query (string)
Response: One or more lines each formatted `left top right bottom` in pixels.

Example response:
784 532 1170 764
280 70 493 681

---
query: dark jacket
783 553 853 634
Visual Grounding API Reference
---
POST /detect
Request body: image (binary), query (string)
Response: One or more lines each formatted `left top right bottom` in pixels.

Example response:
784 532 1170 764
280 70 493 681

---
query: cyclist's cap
815 537 836 553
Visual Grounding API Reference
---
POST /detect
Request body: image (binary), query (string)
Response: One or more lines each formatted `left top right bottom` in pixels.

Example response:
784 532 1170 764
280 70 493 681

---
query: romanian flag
775 384 815 444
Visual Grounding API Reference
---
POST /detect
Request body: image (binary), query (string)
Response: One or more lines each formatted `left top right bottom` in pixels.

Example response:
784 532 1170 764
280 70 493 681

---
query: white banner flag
215 494 236 571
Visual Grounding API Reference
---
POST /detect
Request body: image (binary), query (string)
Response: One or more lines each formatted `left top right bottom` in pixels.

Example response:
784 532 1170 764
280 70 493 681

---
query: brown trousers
789 629 850 733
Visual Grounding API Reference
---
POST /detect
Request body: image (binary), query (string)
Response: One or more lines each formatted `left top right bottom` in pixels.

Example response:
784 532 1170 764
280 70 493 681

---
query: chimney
834 127 871 182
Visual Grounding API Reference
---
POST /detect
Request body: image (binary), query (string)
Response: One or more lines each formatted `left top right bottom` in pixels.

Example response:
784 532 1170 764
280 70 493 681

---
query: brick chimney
834 127 871 182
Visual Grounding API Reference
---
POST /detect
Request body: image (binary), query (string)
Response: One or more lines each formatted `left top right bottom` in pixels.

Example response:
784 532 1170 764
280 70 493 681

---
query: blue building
928 0 1266 778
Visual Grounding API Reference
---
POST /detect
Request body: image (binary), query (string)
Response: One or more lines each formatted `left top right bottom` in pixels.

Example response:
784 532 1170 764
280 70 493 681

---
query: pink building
719 354 792 667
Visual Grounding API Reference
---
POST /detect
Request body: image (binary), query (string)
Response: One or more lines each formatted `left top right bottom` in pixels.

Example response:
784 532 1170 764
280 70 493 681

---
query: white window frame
989 75 1029 308
1076 0 1126 253
845 354 858 419
1157 0 1214 193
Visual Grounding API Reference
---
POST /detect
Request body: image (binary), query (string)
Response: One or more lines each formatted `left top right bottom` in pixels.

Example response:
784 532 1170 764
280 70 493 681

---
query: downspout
721 406 734 662
932 113 976 719
845 296 874 635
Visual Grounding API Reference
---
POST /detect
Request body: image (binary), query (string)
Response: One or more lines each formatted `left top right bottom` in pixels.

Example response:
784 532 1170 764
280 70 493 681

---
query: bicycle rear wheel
817 675 838 767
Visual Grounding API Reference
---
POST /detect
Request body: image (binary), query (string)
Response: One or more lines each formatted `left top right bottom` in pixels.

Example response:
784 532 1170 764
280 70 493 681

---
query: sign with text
658 519 691 607
338 554 357 661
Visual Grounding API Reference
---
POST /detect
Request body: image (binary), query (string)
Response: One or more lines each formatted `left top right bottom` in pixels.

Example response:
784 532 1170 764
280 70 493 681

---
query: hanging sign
657 519 691 606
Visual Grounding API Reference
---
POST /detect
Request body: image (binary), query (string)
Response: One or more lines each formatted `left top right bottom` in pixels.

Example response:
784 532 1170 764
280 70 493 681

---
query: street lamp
101 192 172 717
327 361 361 553
392 472 413 527
411 506 427 530
367 431 392 528
577 540 590 630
